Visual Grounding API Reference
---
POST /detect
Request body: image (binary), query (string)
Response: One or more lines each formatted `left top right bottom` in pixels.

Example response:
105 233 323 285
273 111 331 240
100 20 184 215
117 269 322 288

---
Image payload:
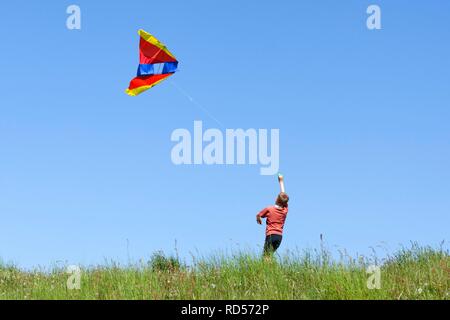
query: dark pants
263 234 282 255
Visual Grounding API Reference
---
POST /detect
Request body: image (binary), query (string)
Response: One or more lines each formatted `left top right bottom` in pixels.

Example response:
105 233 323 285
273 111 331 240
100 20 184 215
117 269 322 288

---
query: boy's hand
256 215 262 225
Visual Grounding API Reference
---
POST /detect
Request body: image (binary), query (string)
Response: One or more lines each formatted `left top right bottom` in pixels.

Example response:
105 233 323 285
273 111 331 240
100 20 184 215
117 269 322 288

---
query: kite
125 29 178 96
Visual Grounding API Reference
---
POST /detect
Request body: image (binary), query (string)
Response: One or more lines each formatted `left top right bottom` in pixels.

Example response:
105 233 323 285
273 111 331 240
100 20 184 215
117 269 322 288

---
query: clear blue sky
1 1 449 268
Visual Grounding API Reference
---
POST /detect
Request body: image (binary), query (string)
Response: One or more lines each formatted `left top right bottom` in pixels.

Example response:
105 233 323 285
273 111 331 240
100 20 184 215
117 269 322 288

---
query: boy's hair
276 192 289 207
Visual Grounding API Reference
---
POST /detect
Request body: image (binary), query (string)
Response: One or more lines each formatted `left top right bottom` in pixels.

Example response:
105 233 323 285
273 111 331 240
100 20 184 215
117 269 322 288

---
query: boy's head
276 192 289 207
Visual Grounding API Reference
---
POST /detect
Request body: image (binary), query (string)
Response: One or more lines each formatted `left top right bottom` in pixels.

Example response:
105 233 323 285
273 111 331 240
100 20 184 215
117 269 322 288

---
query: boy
256 174 289 256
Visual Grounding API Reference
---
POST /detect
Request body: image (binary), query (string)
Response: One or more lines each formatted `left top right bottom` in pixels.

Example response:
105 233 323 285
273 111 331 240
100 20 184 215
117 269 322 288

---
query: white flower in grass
211 283 216 289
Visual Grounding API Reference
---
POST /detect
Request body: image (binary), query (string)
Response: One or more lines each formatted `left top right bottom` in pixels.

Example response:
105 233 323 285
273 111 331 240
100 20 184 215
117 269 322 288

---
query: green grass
1 244 448 300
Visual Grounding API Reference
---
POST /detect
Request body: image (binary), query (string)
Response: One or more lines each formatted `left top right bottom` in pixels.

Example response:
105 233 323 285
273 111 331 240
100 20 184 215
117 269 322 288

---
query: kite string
169 80 224 129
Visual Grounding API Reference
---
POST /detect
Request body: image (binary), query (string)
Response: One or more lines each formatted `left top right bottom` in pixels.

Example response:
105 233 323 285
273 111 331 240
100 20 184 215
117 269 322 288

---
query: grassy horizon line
1 243 448 300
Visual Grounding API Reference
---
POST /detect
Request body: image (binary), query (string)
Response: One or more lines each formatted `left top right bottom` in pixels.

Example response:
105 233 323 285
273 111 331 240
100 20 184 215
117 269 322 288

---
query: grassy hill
1 244 448 299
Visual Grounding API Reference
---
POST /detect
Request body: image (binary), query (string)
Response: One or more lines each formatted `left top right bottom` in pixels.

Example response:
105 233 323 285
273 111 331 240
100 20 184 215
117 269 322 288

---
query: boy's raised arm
278 173 286 193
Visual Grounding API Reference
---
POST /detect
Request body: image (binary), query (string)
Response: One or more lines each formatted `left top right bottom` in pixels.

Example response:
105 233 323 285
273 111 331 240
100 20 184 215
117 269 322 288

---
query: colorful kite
125 29 178 96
